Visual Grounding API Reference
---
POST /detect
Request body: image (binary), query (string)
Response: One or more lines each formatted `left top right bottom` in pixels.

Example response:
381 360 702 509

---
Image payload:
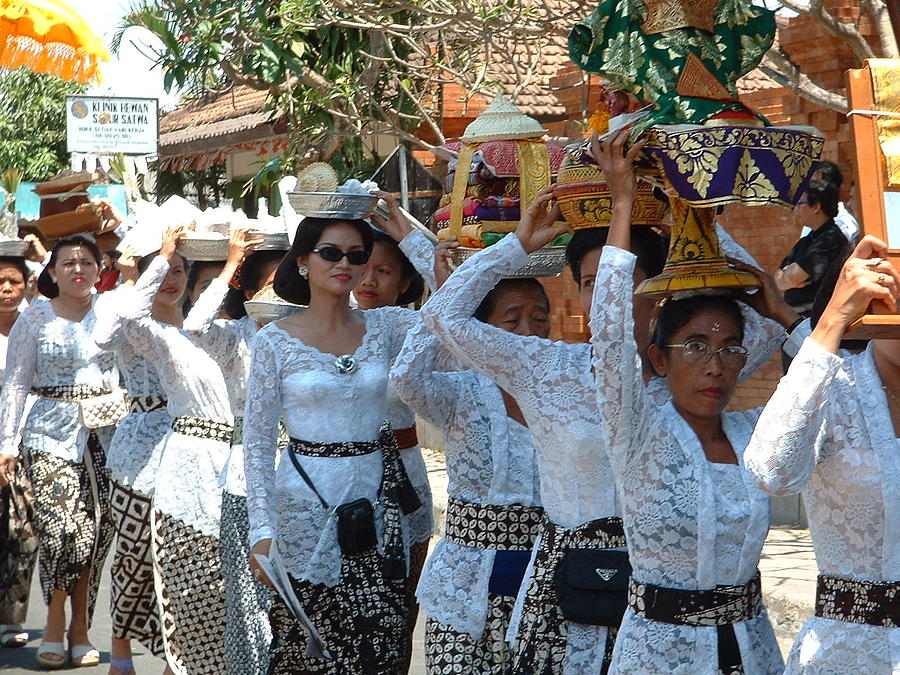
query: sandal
36 640 67 669
69 642 101 668
0 624 28 648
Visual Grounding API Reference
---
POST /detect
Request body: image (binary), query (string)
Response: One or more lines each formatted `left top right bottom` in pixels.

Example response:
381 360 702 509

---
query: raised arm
92 285 131 351
398 229 437 292
390 319 458 429
717 224 796 381
746 235 900 494
242 329 282 549
744 337 839 495
0 312 37 465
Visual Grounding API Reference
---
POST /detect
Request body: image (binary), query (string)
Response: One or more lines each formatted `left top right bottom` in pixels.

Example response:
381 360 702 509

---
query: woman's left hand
433 238 459 289
730 257 801 328
371 191 413 242
515 186 568 254
227 227 265 266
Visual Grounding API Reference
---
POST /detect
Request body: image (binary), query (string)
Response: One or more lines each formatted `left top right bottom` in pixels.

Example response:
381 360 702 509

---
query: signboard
66 96 159 155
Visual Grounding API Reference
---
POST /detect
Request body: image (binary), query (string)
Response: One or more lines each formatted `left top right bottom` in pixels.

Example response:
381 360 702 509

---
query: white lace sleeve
119 257 175 369
716 224 784 382
398 229 437 292
182 277 240 357
390 320 457 429
588 246 647 472
242 329 281 545
744 336 842 496
0 311 37 457
92 285 131 351
420 233 562 394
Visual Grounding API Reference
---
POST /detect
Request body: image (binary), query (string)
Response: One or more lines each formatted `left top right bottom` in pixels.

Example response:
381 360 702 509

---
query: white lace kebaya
745 337 900 673
243 305 422 586
0 298 117 461
419 232 783 671
391 320 541 638
589 245 783 675
182 276 256 497
93 288 170 496
118 256 233 537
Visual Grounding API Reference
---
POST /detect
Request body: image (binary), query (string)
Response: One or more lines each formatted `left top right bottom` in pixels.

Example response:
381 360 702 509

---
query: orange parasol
0 0 109 84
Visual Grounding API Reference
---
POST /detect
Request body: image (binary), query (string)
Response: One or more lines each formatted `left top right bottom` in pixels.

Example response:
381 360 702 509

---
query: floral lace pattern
93 288 170 493
243 306 427 585
119 257 233 537
745 338 900 672
0 299 117 461
589 246 782 675
391 321 541 635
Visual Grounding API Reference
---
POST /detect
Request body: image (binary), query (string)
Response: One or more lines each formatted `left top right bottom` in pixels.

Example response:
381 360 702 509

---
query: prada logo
595 568 617 581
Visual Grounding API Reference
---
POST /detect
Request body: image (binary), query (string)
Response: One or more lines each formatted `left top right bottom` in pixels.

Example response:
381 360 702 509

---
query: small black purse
555 549 632 627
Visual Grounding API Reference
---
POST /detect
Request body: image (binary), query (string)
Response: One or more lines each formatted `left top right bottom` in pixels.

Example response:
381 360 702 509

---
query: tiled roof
491 1 582 119
159 86 279 152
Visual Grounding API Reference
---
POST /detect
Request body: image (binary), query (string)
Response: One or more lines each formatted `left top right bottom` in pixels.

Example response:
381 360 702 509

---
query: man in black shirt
776 179 849 315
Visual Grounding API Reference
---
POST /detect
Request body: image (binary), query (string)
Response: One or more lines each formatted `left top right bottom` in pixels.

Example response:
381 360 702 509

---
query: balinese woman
420 163 788 673
0 253 37 650
180 229 284 675
0 236 117 669
244 213 425 673
91 234 187 673
117 226 234 674
361 193 437 660
745 237 900 673
391 241 544 673
587 133 793 674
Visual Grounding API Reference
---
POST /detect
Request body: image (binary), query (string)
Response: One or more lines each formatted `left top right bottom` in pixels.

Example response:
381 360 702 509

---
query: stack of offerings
33 172 116 245
434 96 568 277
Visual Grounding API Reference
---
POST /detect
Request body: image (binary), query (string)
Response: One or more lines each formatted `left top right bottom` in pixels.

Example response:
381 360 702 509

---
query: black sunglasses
313 245 370 265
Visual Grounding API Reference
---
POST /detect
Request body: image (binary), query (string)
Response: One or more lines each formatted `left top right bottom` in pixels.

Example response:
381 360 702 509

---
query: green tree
0 68 86 181
115 0 578 171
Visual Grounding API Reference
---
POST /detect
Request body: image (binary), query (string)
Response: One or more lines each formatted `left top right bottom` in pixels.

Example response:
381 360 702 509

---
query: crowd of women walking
0 130 898 675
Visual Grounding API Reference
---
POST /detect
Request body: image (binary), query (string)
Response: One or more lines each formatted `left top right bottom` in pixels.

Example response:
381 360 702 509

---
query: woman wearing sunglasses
587 134 797 673
243 215 427 673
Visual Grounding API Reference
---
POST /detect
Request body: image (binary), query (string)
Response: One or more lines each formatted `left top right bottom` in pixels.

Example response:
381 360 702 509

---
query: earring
298 266 308 279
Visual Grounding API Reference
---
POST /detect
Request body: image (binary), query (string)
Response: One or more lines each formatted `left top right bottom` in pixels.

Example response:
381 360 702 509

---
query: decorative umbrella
0 0 108 84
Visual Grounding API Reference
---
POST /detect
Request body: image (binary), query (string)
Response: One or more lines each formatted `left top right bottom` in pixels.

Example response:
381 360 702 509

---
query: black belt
32 385 108 401
287 435 382 458
816 574 900 627
444 497 544 551
629 570 763 626
171 416 233 443
128 396 167 413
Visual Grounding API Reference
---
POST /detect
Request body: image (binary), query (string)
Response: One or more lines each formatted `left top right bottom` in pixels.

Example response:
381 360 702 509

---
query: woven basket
249 231 290 251
0 240 30 258
451 245 566 279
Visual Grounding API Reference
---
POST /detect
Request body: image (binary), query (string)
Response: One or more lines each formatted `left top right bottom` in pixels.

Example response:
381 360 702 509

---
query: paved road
0 555 428 673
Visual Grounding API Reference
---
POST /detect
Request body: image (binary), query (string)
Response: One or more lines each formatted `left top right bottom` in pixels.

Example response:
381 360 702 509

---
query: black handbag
555 548 632 627
288 449 377 557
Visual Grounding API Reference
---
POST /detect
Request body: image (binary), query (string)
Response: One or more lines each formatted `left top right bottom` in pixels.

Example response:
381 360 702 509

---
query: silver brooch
334 355 357 374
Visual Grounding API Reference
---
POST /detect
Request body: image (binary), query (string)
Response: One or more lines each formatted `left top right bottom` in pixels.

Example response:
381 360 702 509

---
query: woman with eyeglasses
243 215 427 673
419 160 788 674
745 238 900 673
587 133 798 673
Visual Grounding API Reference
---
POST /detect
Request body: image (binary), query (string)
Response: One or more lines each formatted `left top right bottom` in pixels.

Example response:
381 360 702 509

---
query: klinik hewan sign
66 96 159 155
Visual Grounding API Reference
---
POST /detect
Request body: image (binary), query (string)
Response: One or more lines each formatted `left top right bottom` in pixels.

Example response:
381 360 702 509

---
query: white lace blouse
243 306 421 585
0 299 117 461
182 278 256 497
590 245 782 675
119 256 233 536
93 288 170 495
391 320 541 637
745 338 900 673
